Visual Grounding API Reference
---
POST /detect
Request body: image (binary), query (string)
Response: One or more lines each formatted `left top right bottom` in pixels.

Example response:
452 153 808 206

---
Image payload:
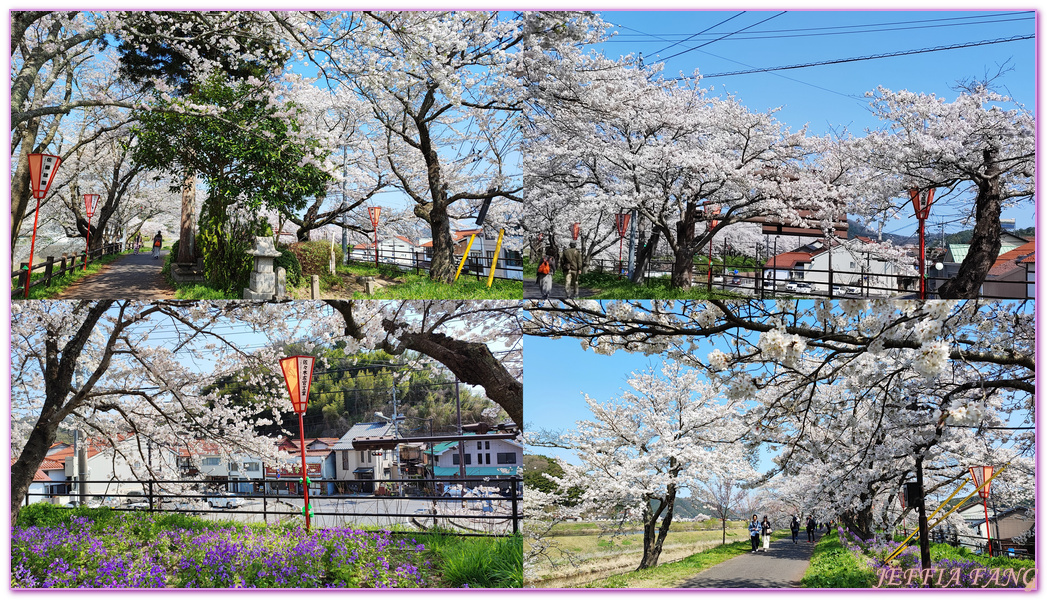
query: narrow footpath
55 251 175 300
678 532 822 588
523 275 595 300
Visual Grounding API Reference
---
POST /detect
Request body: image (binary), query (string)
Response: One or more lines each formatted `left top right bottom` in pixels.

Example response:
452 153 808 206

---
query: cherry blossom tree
695 474 755 545
842 86 1034 298
530 361 753 570
524 49 842 289
523 300 1033 539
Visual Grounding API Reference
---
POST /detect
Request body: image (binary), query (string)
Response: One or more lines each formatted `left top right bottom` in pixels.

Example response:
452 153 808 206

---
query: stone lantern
243 237 284 300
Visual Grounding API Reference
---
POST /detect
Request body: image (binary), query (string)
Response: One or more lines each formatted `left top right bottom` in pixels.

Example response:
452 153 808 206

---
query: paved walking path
678 533 823 589
523 275 595 300
54 251 175 300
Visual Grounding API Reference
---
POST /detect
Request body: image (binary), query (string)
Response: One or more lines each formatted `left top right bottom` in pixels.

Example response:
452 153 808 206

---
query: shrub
289 241 343 276
16 503 66 528
275 248 303 287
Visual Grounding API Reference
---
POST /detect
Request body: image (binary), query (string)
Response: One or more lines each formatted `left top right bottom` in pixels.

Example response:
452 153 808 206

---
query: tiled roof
765 252 815 270
333 422 394 449
987 240 1035 278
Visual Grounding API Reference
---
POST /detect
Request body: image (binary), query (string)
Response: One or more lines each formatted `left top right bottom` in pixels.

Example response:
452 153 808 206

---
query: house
264 437 338 496
430 433 523 484
944 232 1029 264
958 501 1033 555
16 457 69 505
350 236 424 268
981 239 1034 299
332 422 396 493
764 239 911 295
44 434 176 502
420 229 523 280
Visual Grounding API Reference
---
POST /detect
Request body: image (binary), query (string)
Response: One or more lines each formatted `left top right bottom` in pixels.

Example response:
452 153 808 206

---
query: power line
649 11 747 56
607 12 1033 44
698 34 1034 78
661 11 787 62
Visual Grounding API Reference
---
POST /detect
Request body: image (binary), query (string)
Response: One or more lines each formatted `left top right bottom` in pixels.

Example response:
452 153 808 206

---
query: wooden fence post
43 256 55 286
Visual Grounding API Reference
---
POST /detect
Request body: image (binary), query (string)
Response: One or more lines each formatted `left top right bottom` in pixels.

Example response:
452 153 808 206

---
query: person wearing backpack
152 231 163 259
537 256 553 299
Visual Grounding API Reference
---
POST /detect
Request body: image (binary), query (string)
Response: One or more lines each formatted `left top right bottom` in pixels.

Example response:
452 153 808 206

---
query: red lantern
82 194 101 271
969 465 995 557
279 355 316 532
909 188 936 299
367 207 381 267
279 355 315 414
571 222 580 240
23 153 63 298
28 153 61 200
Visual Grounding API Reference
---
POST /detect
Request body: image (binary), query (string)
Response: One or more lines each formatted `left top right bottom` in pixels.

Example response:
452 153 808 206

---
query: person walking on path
560 242 583 298
806 516 816 542
761 516 772 552
133 232 143 255
536 256 553 299
151 231 163 259
748 515 761 553
790 515 800 544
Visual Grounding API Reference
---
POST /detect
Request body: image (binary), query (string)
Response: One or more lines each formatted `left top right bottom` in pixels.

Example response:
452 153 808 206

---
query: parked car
64 496 103 509
846 286 860 294
206 492 244 509
124 491 150 510
793 283 813 294
730 276 742 285
441 485 472 498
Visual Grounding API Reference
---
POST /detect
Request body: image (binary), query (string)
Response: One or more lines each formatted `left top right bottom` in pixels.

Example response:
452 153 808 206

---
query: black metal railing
345 246 523 282
580 256 1033 300
25 475 522 537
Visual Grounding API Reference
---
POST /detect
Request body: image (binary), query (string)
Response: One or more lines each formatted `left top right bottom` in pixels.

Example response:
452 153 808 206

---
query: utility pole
341 149 348 262
455 378 465 480
915 455 932 571
392 383 400 484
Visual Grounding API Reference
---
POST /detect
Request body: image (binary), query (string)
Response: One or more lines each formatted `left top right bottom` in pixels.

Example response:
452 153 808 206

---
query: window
342 451 349 470
486 453 491 465
497 453 517 465
454 453 472 465
485 441 490 450
477 441 482 450
452 454 458 465
228 462 237 472
244 462 260 472
202 457 220 466
359 451 365 463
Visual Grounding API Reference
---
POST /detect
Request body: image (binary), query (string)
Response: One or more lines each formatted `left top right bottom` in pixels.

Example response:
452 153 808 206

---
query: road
55 250 174 300
678 533 822 588
186 496 520 535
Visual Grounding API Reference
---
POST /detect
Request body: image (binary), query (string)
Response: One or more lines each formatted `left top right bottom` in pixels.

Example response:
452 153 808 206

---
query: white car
206 492 244 509
793 283 813 294
441 485 473 498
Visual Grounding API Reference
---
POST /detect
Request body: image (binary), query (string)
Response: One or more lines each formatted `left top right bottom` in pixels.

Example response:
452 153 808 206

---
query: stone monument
243 236 283 300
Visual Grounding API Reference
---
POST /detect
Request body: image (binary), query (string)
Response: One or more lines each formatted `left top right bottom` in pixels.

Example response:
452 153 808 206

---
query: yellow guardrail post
486 228 504 288
884 464 1008 564
454 234 477 282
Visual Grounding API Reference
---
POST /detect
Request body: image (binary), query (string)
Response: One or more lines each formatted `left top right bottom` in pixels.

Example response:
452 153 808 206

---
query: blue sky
590 10 1036 238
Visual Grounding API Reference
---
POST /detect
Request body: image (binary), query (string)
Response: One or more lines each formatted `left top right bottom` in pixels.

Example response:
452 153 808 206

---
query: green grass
14 253 125 299
350 271 522 299
800 533 877 588
586 539 754 588
579 270 748 300
429 533 522 588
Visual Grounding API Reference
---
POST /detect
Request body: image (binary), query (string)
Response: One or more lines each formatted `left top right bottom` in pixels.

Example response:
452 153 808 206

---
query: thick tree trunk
177 170 196 264
427 198 457 284
638 485 677 570
11 417 61 525
938 160 1003 298
11 129 37 256
841 501 875 540
670 246 695 290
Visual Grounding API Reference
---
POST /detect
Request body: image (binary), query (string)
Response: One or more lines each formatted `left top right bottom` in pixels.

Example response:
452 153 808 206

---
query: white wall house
431 435 523 479
46 435 177 501
332 422 396 493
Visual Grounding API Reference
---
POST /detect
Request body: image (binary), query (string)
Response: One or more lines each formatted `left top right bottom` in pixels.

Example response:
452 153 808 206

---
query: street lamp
969 465 995 557
24 153 62 298
83 194 100 271
279 355 315 532
909 187 936 300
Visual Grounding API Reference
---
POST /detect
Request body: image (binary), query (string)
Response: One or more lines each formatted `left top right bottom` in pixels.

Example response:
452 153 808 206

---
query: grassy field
800 531 877 588
527 521 748 587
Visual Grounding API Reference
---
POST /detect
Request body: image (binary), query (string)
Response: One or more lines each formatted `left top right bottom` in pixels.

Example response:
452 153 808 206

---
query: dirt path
523 275 595 300
54 251 175 300
678 532 822 588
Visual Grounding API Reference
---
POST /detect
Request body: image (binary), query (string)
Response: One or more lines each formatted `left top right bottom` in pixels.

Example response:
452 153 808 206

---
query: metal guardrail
346 246 523 282
12 243 124 297
25 475 522 537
